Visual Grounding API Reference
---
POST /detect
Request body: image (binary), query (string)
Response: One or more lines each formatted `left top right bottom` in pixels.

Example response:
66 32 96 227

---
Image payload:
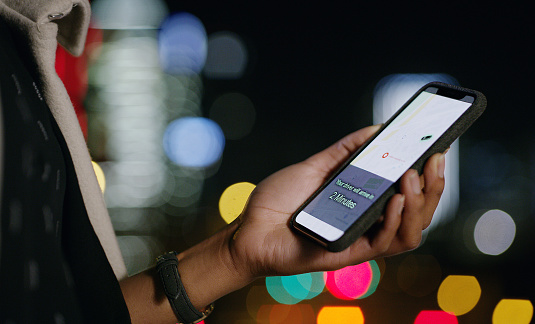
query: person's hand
228 125 446 279
120 125 447 320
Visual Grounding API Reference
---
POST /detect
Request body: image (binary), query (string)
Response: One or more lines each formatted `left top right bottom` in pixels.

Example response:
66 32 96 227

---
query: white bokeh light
204 31 248 79
91 0 169 29
474 209 516 256
373 73 460 231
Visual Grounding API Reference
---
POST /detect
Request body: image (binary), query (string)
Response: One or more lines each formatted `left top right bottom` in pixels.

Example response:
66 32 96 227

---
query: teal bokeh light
266 272 325 305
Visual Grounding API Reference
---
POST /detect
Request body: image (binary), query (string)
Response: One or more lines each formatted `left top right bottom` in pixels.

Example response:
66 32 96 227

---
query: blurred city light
80 3 535 322
163 74 203 119
91 0 169 29
492 299 533 324
162 167 204 210
437 275 481 316
358 260 380 299
281 275 310 300
246 285 272 320
159 12 207 75
91 161 106 193
163 117 225 168
324 262 373 300
317 306 364 324
473 209 516 255
373 73 461 232
86 5 217 276
414 310 458 324
116 235 163 275
209 92 256 140
219 182 256 224
160 71 208 213
265 276 303 305
88 33 168 209
204 31 249 79
373 74 458 125
265 273 324 305
257 304 315 324
281 272 325 300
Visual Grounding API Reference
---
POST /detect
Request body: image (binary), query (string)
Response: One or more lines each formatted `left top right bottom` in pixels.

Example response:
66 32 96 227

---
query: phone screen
294 86 475 242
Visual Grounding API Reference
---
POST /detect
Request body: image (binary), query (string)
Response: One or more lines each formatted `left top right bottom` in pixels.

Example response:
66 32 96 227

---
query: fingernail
410 171 421 194
437 154 445 179
398 195 405 215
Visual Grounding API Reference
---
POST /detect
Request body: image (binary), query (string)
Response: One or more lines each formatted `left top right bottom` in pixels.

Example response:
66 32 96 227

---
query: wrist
175 222 254 310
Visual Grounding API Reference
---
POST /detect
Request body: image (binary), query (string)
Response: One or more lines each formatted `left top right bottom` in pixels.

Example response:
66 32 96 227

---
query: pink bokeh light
414 310 458 324
324 262 373 300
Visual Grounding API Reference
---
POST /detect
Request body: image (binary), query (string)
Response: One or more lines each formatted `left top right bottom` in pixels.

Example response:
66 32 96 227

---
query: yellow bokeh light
317 306 364 324
92 161 106 193
219 182 256 224
437 275 481 316
492 299 533 324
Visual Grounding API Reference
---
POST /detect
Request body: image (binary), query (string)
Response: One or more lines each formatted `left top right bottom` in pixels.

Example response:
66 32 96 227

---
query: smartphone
291 82 486 252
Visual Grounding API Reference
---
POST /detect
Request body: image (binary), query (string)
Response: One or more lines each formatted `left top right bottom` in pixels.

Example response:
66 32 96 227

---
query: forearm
119 222 253 324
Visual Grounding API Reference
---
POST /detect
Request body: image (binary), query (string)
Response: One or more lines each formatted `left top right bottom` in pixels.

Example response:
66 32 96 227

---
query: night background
72 1 535 323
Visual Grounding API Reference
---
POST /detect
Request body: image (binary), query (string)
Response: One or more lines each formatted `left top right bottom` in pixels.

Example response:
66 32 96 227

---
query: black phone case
290 82 487 252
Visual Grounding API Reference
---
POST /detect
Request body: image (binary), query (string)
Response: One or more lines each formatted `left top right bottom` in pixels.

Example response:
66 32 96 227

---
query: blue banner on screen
302 165 393 236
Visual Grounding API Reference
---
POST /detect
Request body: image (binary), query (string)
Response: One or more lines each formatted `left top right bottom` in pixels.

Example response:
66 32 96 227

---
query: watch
156 251 214 324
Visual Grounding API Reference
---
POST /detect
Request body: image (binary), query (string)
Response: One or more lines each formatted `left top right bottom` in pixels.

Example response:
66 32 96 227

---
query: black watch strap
156 252 214 324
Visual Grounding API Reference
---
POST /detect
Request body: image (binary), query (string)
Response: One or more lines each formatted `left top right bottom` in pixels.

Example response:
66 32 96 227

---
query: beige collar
0 0 91 56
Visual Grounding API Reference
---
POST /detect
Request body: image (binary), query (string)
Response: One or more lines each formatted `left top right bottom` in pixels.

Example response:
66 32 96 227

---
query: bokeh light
162 167 204 210
373 73 458 125
91 161 106 193
492 299 533 324
246 285 272 320
256 304 315 324
107 205 153 232
373 73 460 232
219 182 256 224
116 236 163 275
397 254 442 297
87 33 168 210
317 306 364 324
209 93 256 140
204 31 249 79
414 310 458 324
473 209 516 255
325 262 373 300
163 117 225 168
159 12 207 75
91 0 169 29
80 4 535 322
437 275 481 316
265 276 302 305
358 260 380 299
282 272 325 300
266 272 325 305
